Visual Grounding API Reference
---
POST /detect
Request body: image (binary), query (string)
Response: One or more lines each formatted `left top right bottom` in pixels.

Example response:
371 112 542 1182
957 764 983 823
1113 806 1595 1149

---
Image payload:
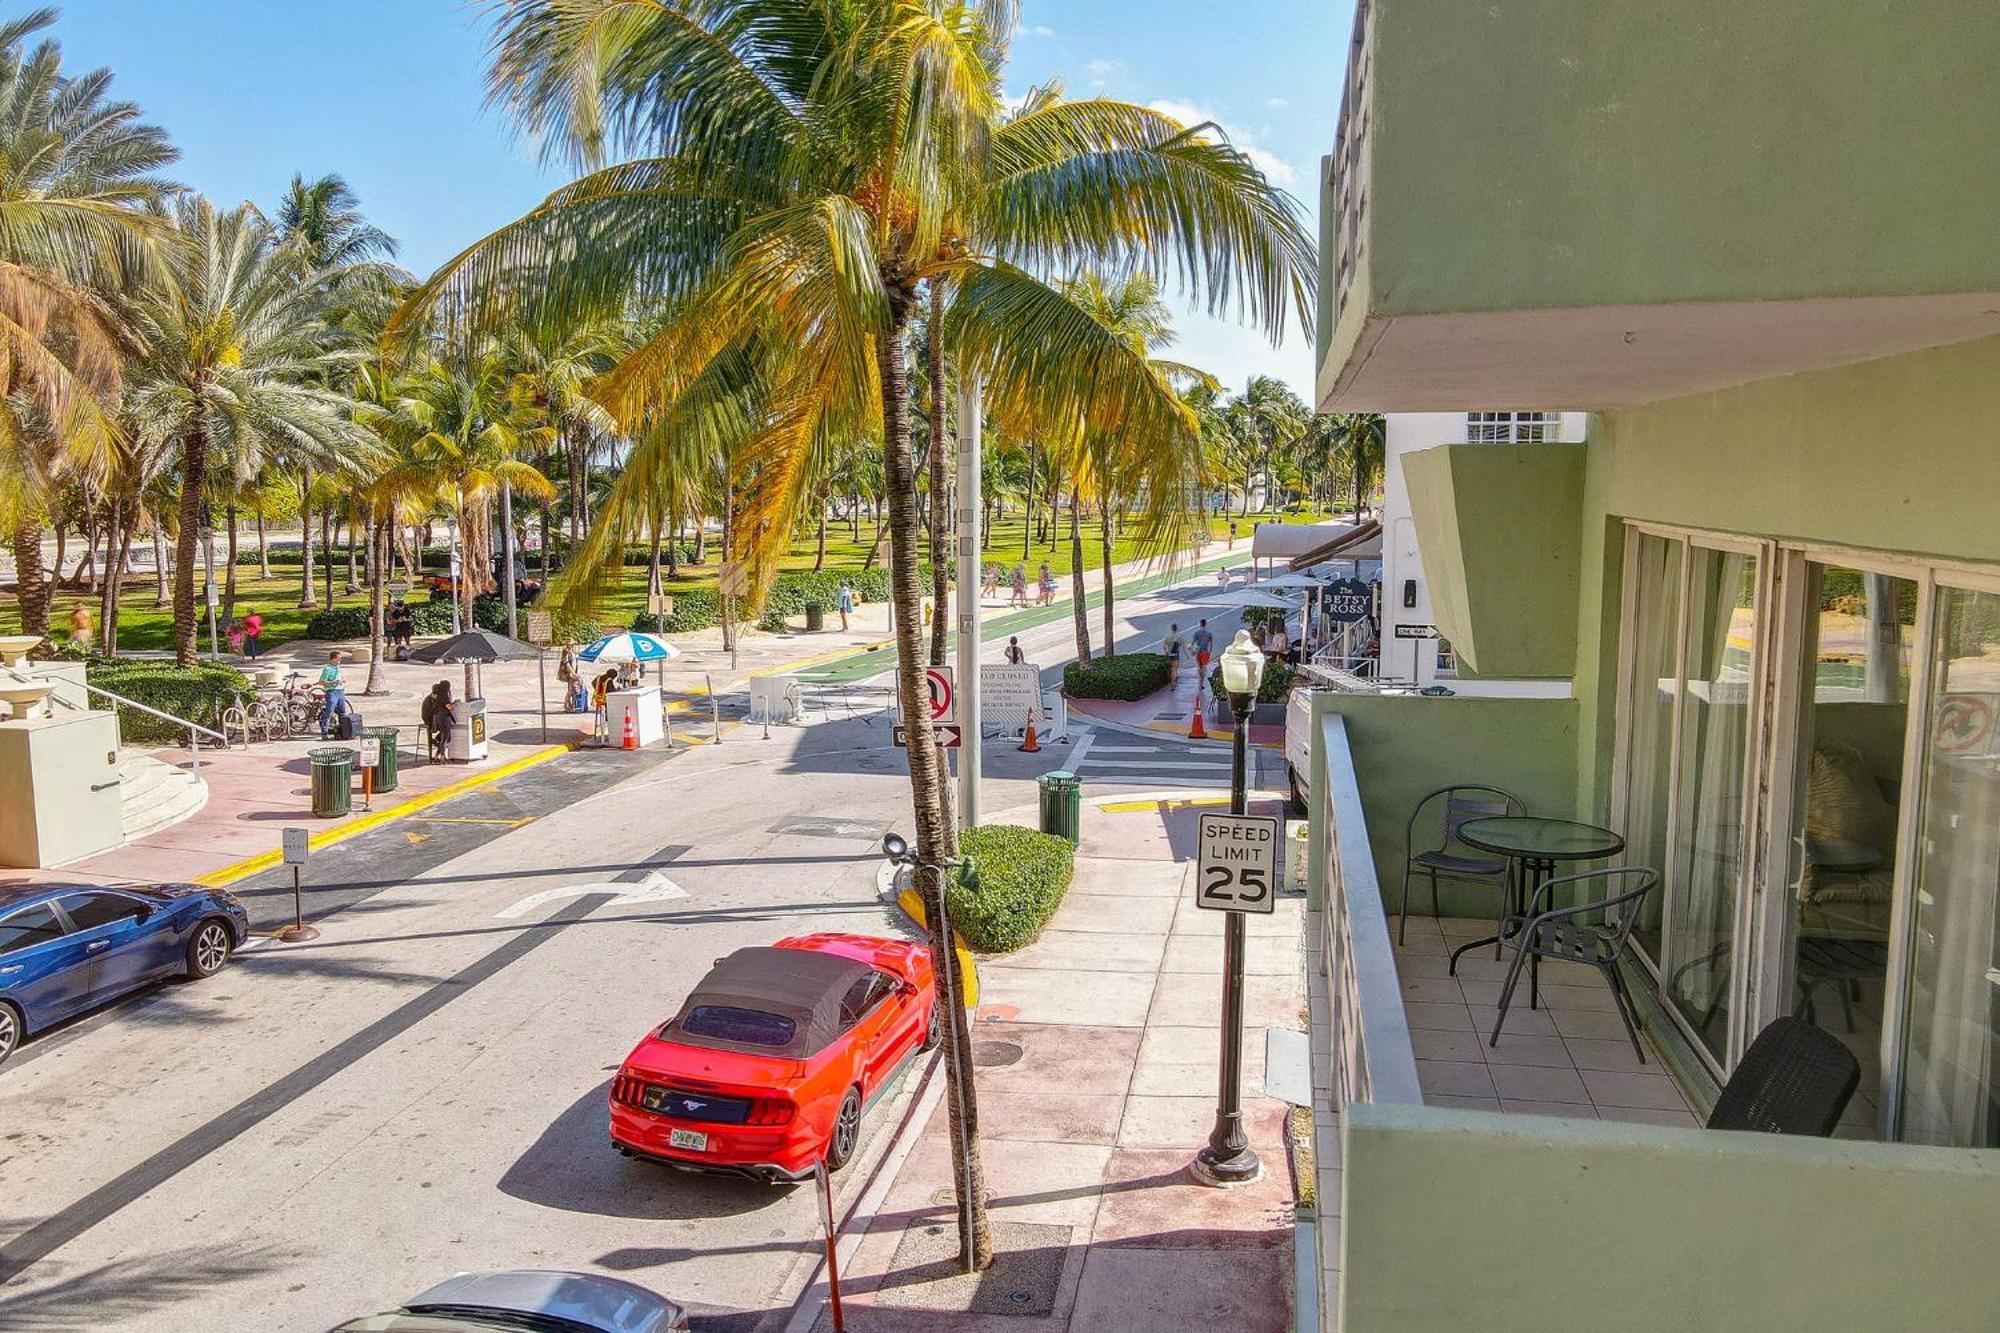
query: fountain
0 682 54 720
0 635 42 668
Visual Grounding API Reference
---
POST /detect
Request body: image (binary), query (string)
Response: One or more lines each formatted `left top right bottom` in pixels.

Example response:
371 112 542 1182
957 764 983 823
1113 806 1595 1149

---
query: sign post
526 610 554 744
279 828 317 943
356 736 379 811
719 562 749 673
815 1160 846 1332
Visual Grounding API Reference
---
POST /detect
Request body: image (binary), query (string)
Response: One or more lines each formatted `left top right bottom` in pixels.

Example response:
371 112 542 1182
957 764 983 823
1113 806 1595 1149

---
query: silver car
330 1270 689 1332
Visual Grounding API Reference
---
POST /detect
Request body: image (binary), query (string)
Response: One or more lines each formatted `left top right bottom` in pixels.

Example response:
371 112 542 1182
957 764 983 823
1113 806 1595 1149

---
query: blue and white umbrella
577 631 682 664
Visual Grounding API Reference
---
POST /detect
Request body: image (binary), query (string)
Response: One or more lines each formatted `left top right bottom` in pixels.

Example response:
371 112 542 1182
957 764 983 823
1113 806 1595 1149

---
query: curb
190 741 579 888
781 1048 948 1333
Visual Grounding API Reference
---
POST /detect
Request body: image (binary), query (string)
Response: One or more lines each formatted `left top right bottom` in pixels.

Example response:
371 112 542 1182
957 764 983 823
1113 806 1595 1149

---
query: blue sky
48 1 1348 401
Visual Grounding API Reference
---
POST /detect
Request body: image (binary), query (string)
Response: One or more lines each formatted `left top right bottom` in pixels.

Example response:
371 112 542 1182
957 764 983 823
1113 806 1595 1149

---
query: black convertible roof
664 946 873 1059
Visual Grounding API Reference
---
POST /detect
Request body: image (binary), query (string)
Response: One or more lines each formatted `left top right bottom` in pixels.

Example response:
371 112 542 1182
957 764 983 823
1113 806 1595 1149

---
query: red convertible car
609 933 938 1182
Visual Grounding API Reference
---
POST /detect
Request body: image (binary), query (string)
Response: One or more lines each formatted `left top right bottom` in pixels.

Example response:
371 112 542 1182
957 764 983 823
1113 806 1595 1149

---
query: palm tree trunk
499 481 519 639
926 281 951 669
539 502 551 581
1023 442 1035 561
102 500 135 655
877 308 989 1271
364 516 388 695
1100 502 1115 657
345 517 361 594
51 522 65 593
97 502 120 654
79 515 97 593
151 518 169 608
256 505 270 578
321 507 335 609
11 520 49 637
172 425 210 667
646 501 664 594
297 468 317 608
814 502 827 571
222 501 239 628
1068 489 1091 662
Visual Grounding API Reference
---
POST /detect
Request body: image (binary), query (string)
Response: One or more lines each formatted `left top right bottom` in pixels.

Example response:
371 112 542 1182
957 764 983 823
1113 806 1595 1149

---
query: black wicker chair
1706 1016 1860 1137
1397 785 1523 944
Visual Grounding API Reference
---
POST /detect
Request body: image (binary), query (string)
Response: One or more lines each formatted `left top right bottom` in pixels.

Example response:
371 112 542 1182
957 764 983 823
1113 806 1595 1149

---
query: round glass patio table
1446 816 1626 974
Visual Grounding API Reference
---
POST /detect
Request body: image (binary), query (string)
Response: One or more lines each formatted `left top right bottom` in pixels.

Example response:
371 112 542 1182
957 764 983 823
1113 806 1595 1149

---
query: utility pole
955 374 983 829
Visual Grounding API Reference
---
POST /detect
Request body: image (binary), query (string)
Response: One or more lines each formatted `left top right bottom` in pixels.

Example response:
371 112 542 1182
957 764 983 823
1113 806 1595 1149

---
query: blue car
0 882 250 1067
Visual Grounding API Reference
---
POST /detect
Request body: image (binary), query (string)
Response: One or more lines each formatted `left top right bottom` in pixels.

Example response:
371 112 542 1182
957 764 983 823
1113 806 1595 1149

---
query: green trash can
308 746 354 819
362 726 400 792
1038 770 1082 845
804 600 826 632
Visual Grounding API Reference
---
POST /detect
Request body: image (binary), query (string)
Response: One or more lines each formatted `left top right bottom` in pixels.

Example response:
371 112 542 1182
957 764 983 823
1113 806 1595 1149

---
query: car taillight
746 1098 794 1126
611 1075 647 1107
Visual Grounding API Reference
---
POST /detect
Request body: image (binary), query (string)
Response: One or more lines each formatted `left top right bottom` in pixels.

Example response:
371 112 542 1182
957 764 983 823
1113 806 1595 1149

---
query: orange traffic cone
1020 706 1041 753
1189 696 1208 740
621 708 638 751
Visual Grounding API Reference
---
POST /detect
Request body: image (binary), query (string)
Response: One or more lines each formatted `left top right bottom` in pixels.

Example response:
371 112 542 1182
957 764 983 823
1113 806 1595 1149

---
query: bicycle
270 672 327 737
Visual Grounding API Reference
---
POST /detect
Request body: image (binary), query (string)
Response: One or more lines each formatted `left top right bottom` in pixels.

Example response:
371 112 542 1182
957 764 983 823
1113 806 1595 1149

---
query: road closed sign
981 663 1042 730
1195 812 1281 914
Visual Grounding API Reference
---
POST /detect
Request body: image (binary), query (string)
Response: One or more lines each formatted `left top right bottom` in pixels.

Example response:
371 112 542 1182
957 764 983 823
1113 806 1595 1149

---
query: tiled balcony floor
1393 916 1701 1127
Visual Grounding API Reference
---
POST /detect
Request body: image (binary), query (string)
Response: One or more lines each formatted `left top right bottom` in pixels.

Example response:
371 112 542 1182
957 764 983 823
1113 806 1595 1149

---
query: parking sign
1195 813 1280 913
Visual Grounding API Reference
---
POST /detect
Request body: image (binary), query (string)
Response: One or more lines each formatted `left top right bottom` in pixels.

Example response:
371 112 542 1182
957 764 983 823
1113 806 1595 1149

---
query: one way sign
893 723 962 749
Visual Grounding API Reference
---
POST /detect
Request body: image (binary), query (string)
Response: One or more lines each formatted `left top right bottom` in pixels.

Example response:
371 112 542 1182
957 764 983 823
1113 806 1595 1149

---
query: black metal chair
1489 867 1658 1060
1397 785 1522 944
1706 1016 1861 1137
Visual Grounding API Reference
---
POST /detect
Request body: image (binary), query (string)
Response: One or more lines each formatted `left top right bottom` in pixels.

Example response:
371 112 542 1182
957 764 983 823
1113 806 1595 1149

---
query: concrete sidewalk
807 792 1305 1332
1065 657 1287 749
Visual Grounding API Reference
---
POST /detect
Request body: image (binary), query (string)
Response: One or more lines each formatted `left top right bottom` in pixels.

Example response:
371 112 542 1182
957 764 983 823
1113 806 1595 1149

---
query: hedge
950 824 1077 953
1062 652 1171 701
89 659 254 744
754 567 901 631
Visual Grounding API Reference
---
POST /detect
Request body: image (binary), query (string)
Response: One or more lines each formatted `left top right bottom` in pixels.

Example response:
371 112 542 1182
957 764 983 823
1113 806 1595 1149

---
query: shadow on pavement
0 1242 286 1329
498 1081 795 1222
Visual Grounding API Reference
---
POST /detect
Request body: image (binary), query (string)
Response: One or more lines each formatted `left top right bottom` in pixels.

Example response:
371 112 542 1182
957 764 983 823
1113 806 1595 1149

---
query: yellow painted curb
1100 794 1232 814
192 742 578 889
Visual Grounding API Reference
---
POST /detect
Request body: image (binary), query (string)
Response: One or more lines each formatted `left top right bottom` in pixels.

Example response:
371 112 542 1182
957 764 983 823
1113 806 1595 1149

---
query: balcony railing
1316 710 1420 1108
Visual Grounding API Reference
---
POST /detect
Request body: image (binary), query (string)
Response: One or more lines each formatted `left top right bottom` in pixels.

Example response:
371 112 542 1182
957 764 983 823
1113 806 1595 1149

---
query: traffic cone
1020 706 1041 753
1189 696 1208 740
621 708 637 751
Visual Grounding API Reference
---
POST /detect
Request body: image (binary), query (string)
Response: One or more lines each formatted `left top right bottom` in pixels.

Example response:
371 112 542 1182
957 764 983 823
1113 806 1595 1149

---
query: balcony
1317 1 2000 413
1301 704 2000 1332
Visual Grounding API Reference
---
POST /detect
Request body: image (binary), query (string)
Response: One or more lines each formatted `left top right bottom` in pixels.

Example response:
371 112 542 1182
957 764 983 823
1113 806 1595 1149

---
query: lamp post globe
1219 629 1266 718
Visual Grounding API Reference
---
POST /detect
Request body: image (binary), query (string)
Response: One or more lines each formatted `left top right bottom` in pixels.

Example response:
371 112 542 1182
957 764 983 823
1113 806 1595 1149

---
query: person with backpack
422 680 455 761
318 651 348 739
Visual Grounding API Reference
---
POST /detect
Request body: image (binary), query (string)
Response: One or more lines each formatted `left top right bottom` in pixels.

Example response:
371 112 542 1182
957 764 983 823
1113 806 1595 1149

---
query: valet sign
1195 813 1281 914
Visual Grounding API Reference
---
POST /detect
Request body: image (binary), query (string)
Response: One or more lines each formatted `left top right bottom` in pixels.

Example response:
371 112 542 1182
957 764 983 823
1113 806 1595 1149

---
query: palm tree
1325 411 1386 519
275 172 402 610
397 1 1312 1268
1232 375 1308 515
0 9 176 640
126 197 376 666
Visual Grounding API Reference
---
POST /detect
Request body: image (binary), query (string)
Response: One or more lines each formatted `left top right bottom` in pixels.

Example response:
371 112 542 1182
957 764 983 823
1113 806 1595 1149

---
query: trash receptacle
308 746 354 818
1038 770 1081 845
804 600 826 632
362 726 400 792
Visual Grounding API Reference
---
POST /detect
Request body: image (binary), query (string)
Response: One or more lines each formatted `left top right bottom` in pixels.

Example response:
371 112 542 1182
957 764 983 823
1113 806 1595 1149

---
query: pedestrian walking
1191 620 1215 688
1036 562 1055 606
1162 622 1183 681
225 618 245 656
317 651 348 739
67 603 94 652
422 680 455 761
981 563 1000 599
1010 564 1028 608
241 607 264 660
1003 635 1026 665
837 579 855 632
556 639 580 711
591 668 618 742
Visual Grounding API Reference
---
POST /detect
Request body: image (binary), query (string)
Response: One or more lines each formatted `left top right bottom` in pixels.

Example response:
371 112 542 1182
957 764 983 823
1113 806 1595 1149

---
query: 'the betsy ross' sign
1195 812 1280 914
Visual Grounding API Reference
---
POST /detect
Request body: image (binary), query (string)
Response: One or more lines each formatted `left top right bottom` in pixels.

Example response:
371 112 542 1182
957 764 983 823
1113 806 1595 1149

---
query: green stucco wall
1341 1105 2000 1332
1364 1 2000 317
1310 692 1578 919
1568 331 2000 815
1404 444 1584 678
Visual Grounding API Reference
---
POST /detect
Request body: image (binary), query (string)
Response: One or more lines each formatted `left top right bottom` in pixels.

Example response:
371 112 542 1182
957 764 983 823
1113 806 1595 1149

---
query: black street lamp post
1195 628 1265 1185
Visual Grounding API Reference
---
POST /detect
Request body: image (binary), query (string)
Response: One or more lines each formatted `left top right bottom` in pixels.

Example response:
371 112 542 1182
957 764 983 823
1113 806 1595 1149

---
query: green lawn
4 506 1343 653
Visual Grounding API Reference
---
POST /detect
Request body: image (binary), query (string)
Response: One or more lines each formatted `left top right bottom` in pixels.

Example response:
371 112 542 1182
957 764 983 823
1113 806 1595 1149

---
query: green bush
634 586 719 634
303 606 372 640
1062 652 1171 701
950 824 1077 953
754 567 902 631
88 660 254 743
1208 657 1295 705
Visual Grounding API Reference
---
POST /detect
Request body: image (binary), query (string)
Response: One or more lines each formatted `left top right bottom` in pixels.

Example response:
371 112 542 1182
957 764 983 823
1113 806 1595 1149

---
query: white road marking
495 870 688 919
1064 729 1095 773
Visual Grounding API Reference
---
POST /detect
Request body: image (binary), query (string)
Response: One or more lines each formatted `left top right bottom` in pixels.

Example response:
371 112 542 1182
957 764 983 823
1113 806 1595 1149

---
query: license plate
668 1128 708 1152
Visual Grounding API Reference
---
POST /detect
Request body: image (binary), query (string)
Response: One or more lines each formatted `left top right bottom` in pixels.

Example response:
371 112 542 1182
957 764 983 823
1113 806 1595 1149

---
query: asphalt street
0 563 1274 1332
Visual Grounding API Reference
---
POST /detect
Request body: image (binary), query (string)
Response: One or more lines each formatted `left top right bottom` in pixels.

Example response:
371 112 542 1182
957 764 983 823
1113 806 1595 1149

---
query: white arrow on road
496 870 688 919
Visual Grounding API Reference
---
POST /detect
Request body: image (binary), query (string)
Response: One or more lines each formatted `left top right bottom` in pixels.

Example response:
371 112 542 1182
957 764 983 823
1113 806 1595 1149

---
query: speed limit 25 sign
1195 812 1281 914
